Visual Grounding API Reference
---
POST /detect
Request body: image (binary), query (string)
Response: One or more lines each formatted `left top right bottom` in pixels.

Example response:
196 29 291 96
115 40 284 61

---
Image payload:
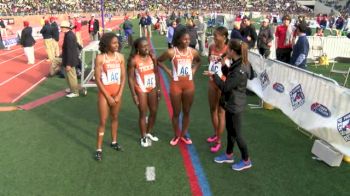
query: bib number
102 68 120 85
144 73 156 88
177 64 192 76
209 62 220 73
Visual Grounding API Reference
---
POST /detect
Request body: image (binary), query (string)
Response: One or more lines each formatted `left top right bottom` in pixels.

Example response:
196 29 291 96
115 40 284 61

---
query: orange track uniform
99 53 122 99
170 47 195 95
134 54 157 93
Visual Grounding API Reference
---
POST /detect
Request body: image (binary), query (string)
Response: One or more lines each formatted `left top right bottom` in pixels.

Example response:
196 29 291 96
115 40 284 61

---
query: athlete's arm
151 53 161 100
94 54 116 105
191 48 201 75
127 57 139 105
157 49 173 79
208 45 212 62
115 53 126 102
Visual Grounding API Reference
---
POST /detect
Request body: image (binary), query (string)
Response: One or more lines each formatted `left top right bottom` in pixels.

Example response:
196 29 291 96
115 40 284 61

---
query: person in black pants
203 39 252 171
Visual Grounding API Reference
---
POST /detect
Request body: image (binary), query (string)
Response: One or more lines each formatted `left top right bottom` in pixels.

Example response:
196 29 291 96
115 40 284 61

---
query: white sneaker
65 88 71 93
66 93 79 98
146 133 159 142
141 137 150 147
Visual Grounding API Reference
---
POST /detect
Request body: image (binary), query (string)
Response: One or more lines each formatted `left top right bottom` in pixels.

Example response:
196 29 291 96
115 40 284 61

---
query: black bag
248 64 257 80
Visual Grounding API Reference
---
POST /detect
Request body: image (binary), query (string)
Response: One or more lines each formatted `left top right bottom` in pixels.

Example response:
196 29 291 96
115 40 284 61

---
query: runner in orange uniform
94 33 126 161
207 27 229 153
128 37 161 147
157 28 201 146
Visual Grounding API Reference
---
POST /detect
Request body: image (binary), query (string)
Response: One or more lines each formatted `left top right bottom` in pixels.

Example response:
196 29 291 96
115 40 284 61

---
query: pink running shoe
170 137 180 146
210 142 221 153
207 135 218 143
181 136 193 145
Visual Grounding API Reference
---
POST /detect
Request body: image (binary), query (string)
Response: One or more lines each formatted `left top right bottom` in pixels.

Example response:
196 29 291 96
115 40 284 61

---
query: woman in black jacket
186 19 198 49
20 21 35 64
203 39 252 171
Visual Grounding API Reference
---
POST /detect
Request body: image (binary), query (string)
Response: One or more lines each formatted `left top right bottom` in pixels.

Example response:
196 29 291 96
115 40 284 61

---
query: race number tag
144 73 156 88
209 61 220 74
102 68 121 85
177 63 192 77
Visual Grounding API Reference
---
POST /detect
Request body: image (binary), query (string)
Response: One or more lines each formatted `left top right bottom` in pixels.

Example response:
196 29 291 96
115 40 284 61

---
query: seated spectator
314 27 324 37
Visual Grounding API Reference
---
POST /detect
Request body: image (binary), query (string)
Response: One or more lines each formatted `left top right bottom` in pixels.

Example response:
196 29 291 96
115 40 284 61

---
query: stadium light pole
100 0 105 33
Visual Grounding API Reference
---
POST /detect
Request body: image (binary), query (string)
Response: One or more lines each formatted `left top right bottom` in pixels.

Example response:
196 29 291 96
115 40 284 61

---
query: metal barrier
80 41 99 95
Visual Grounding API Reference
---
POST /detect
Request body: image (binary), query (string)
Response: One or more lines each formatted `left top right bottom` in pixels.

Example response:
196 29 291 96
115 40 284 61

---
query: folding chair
329 57 350 86
309 36 324 68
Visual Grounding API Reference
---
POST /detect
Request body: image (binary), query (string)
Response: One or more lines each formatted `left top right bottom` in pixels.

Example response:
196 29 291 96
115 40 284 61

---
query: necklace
139 55 149 61
176 47 188 56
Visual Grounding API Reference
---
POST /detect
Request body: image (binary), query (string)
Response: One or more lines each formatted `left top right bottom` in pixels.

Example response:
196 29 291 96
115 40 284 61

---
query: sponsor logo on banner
259 70 270 90
272 82 285 93
2 37 18 47
289 84 305 110
337 113 350 142
311 103 331 118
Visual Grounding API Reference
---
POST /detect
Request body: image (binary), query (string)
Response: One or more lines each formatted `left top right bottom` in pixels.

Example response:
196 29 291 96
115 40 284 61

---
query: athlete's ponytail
228 39 249 66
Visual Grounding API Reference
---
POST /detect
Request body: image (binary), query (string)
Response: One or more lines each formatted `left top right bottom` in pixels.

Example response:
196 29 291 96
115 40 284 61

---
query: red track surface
0 18 123 103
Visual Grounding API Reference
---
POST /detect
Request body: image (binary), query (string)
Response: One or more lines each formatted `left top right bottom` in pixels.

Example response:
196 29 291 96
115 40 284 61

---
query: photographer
203 39 252 171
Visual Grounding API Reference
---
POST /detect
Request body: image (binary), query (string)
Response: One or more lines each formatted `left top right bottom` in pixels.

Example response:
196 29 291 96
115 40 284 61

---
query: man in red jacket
275 15 295 63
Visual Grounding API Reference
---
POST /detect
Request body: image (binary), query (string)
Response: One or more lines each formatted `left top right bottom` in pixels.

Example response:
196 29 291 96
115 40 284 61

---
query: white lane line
0 20 120 85
11 77 46 103
0 59 45 86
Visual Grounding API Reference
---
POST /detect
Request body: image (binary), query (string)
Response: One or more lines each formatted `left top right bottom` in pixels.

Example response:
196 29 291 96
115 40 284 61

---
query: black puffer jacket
213 58 251 114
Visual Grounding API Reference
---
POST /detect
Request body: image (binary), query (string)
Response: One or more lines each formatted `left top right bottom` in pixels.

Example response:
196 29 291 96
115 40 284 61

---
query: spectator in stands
230 21 243 40
290 23 309 69
0 18 6 38
275 15 294 64
319 15 328 30
197 16 207 56
50 17 60 57
88 14 99 41
257 19 273 58
335 16 345 36
73 14 83 47
60 20 80 98
20 21 35 65
314 27 324 37
240 16 257 49
122 16 133 47
329 15 336 34
186 19 198 49
167 21 176 48
40 19 54 62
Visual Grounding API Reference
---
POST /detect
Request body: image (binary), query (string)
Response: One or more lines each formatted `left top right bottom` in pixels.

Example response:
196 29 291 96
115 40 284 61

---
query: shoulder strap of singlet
188 47 193 59
102 53 107 65
172 47 177 62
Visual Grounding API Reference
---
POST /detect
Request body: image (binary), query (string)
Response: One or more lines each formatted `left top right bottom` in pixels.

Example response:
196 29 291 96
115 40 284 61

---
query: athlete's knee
139 110 147 118
99 119 107 127
209 105 218 113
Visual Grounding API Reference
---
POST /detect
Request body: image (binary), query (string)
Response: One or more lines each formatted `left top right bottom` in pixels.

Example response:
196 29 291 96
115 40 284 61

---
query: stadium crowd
0 0 313 16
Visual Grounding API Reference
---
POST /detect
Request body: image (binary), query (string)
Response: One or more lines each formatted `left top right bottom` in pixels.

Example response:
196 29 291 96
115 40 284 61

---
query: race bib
101 68 121 85
177 63 192 77
144 73 156 88
209 61 220 73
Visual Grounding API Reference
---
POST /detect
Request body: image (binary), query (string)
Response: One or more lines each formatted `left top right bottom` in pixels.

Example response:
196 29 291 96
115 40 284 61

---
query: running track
0 18 123 103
